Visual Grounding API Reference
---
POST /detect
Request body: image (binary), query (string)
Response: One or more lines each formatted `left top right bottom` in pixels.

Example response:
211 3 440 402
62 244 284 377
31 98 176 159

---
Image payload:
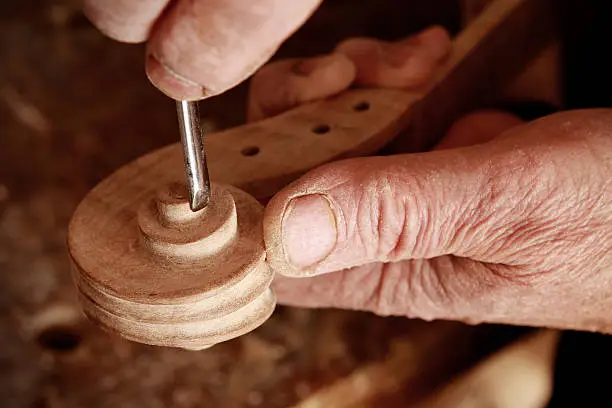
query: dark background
548 2 612 405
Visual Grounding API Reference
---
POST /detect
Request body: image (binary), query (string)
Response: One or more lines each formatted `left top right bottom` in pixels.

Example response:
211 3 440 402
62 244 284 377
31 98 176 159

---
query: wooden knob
138 182 238 260
68 168 275 350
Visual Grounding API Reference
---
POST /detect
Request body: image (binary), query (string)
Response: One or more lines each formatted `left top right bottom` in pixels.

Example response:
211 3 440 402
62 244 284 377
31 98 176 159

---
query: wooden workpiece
67 0 556 349
69 180 274 349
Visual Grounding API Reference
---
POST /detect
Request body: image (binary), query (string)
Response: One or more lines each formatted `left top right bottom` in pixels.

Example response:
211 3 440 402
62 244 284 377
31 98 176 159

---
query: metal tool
176 100 211 211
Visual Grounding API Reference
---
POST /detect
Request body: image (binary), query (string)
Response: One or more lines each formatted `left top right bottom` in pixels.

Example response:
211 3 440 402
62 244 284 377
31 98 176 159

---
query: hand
248 29 612 333
247 25 451 121
83 0 321 100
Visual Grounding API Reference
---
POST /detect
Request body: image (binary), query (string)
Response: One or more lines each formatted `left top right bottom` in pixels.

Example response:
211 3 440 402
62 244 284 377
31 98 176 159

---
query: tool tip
189 188 210 212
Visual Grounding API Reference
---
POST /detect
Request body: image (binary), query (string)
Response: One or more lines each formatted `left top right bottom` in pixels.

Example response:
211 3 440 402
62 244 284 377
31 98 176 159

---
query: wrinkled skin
266 109 611 332
86 2 612 333
246 28 612 334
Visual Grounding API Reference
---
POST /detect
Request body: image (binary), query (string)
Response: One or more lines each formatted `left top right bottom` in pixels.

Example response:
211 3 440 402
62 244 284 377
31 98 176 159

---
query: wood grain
69 182 275 349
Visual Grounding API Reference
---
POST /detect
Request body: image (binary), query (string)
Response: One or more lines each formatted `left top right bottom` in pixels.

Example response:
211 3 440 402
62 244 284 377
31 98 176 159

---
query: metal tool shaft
176 100 210 211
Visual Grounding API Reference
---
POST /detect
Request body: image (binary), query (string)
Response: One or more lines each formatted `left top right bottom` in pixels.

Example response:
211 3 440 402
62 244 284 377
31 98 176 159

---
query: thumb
264 134 523 278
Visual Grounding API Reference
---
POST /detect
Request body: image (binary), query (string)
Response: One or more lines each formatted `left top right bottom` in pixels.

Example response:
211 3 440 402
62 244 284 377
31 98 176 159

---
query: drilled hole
353 101 370 111
312 124 330 134
241 146 260 156
37 326 81 353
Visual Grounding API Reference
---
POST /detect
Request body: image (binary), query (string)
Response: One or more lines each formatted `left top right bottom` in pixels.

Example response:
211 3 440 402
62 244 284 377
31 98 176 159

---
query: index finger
146 0 322 100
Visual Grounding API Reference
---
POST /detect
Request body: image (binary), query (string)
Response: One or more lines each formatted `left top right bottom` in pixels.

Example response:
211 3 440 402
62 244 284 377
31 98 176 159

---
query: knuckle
375 259 456 320
354 170 412 262
350 166 444 263
408 258 457 318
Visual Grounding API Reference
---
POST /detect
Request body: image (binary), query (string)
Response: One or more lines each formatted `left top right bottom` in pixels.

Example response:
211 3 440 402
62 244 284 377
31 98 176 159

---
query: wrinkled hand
248 28 612 333
84 0 321 100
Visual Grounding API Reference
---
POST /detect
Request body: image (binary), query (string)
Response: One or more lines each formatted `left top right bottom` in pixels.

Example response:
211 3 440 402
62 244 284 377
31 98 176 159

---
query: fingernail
146 55 206 100
282 194 337 269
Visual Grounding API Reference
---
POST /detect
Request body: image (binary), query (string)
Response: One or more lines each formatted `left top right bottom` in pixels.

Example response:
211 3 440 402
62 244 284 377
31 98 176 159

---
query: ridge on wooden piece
68 177 275 350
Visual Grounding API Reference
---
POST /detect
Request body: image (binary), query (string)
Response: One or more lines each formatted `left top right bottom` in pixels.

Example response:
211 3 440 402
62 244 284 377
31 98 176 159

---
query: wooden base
68 176 275 349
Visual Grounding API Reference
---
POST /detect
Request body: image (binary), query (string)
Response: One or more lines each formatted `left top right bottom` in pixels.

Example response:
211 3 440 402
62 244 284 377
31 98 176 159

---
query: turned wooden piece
69 176 274 350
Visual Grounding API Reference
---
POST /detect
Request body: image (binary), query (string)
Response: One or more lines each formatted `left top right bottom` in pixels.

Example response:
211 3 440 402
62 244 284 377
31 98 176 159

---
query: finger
272 110 527 313
146 0 322 100
265 112 527 278
247 26 451 122
83 0 170 43
273 110 611 321
272 257 506 321
334 25 452 89
265 146 498 277
435 109 525 150
246 54 356 122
